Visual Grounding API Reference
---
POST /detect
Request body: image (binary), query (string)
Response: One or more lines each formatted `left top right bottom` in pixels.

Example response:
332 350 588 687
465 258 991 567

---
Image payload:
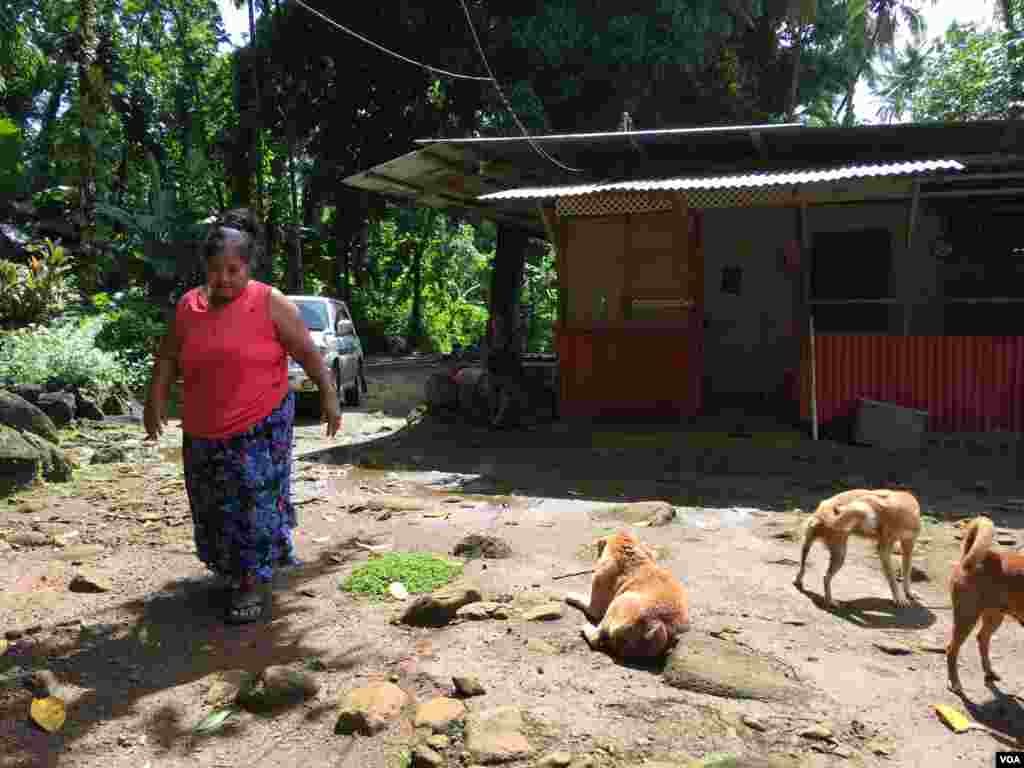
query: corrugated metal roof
478 159 965 201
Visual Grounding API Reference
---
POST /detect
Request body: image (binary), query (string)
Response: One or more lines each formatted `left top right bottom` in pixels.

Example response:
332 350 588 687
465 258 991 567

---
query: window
811 228 893 333
293 300 330 331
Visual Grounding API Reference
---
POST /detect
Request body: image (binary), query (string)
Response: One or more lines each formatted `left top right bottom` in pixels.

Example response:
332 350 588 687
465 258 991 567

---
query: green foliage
340 552 463 597
91 288 166 366
0 317 136 398
0 239 74 328
913 23 1022 121
0 118 23 201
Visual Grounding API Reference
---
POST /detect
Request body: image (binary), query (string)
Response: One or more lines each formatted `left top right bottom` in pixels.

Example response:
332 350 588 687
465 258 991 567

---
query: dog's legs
899 536 919 603
823 539 847 607
947 598 980 694
977 608 1005 683
794 524 817 591
878 537 907 607
565 592 598 623
580 622 603 651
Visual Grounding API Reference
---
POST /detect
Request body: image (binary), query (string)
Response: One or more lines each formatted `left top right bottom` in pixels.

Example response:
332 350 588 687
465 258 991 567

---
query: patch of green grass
340 552 463 597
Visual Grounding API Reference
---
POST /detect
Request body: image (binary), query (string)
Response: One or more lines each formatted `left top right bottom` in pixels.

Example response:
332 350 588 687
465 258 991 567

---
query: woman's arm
267 288 334 393
268 289 341 436
144 320 180 439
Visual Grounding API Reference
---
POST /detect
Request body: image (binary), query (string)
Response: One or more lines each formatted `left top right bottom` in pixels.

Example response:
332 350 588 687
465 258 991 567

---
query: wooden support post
800 203 818 441
904 180 921 336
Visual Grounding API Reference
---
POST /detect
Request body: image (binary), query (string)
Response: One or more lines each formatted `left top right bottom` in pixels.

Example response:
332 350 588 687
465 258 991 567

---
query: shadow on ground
0 554 376 768
959 681 1024 747
797 591 938 631
297 412 1024 526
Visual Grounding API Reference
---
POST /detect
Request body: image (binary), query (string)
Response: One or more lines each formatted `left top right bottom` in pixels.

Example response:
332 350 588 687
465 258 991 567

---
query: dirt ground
3 357 1024 768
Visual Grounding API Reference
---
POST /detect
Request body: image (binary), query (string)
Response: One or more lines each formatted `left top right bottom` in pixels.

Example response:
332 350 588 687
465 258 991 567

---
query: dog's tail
959 516 995 571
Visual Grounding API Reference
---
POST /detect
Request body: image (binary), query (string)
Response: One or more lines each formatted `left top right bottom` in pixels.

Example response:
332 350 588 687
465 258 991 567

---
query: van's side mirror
336 319 355 337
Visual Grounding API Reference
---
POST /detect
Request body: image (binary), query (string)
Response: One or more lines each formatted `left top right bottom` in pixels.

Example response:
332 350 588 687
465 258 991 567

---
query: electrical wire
290 0 492 82
457 0 585 175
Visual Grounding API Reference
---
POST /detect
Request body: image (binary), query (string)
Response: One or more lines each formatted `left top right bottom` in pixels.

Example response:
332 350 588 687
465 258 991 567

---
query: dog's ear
594 536 609 558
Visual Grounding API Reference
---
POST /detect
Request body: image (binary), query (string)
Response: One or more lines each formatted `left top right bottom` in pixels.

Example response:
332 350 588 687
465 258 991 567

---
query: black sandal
225 586 269 624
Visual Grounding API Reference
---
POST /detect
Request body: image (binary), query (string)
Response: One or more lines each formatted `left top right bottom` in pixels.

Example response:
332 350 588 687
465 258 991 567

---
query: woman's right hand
143 396 167 441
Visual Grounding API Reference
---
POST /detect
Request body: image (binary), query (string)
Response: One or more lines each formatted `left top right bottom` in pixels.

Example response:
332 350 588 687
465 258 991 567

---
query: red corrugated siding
804 336 1024 432
556 326 702 419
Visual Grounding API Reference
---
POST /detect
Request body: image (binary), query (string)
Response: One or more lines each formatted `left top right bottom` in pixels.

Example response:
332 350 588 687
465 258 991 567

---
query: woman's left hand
321 388 342 438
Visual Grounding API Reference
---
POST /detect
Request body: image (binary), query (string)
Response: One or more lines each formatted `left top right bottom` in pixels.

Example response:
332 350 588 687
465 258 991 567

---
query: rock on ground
68 571 113 593
240 666 320 711
20 432 72 482
414 697 466 732
591 501 675 527
452 534 513 560
401 580 482 627
37 391 75 428
205 670 257 706
464 705 533 764
0 390 60 444
452 676 486 697
91 445 127 464
0 424 39 494
662 632 805 703
335 682 409 735
522 603 563 621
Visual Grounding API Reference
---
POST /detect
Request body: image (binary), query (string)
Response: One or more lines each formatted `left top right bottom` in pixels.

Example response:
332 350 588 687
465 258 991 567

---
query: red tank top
175 280 289 438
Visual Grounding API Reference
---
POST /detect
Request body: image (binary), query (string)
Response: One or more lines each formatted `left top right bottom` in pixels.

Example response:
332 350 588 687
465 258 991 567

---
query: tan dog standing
564 530 689 659
794 489 922 607
947 516 1024 694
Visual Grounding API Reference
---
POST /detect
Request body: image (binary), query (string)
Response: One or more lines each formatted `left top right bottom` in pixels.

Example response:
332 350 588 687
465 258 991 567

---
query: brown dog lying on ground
564 529 689 659
947 516 1024 694
794 488 922 608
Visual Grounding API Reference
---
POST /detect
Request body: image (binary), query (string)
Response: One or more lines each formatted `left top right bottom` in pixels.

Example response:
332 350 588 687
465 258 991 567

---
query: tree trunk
247 0 265 224
407 240 425 348
264 150 285 284
486 225 529 379
77 0 100 294
286 122 302 293
334 190 351 303
785 24 803 122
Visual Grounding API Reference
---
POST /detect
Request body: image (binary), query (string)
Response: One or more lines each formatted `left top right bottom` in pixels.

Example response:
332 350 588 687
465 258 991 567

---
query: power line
290 0 492 82
457 0 585 175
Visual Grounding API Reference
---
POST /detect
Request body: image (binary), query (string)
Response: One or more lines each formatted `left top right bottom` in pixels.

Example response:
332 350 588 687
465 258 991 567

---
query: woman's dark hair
203 207 264 267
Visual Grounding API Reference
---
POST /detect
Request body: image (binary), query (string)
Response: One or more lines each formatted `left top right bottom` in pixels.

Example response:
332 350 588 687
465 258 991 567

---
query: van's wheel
344 367 361 407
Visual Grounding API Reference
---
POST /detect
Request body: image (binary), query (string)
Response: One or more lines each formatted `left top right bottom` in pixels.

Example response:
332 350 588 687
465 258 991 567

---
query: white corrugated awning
478 159 966 201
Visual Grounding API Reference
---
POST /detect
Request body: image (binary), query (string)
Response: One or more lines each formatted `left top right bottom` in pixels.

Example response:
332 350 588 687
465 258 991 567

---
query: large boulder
0 424 42 494
20 432 72 482
0 390 60 444
37 391 76 428
9 384 43 406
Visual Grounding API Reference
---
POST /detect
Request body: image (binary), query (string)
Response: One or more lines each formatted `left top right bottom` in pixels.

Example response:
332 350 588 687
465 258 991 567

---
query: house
344 121 1024 435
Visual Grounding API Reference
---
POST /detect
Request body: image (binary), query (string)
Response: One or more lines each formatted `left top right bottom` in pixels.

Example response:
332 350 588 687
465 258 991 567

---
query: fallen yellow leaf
934 704 971 734
0 638 8 654
30 697 66 733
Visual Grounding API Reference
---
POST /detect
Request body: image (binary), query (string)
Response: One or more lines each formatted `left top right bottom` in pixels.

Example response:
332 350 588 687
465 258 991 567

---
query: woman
143 208 342 624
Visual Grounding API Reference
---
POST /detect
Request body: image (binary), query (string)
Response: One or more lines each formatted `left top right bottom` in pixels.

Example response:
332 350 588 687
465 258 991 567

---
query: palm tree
77 0 100 292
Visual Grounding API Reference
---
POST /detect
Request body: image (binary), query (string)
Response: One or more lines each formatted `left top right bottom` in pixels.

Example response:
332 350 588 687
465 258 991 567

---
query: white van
286 295 366 406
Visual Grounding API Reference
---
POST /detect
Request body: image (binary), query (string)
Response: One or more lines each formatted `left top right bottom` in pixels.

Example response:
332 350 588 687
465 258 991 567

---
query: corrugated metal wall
800 336 1024 432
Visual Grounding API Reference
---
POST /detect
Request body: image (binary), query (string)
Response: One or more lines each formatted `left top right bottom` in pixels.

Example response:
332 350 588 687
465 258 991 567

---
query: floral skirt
182 392 297 585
